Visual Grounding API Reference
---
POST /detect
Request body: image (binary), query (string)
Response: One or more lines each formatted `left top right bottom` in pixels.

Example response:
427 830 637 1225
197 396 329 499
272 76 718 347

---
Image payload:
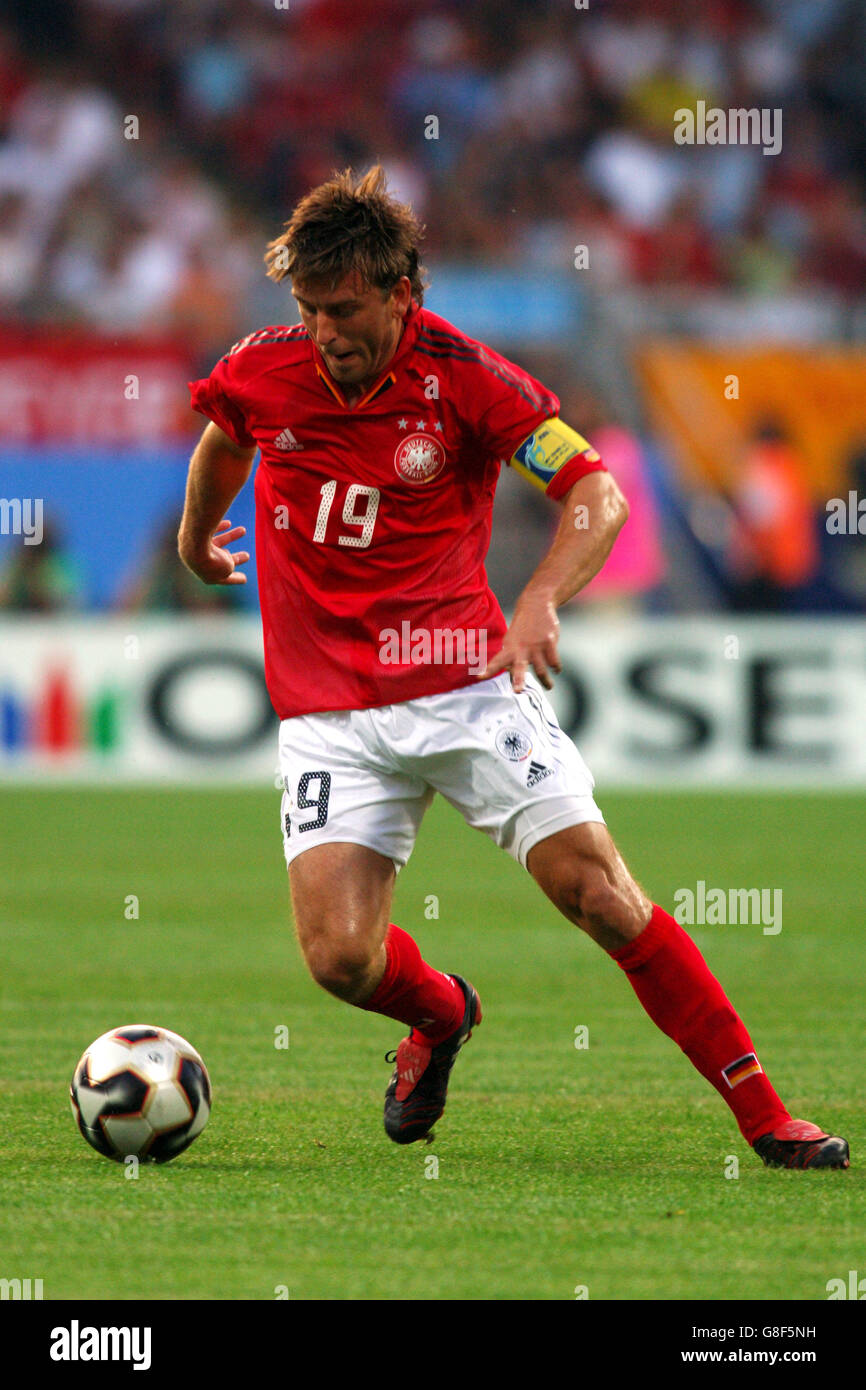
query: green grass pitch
0 787 862 1301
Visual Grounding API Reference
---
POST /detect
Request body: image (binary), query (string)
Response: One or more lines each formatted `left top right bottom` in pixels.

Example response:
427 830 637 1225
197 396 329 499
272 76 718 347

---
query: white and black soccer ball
70 1024 211 1163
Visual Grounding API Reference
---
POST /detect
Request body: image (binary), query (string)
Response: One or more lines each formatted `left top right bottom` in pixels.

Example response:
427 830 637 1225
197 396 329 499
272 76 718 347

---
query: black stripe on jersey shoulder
417 324 544 397
221 325 309 362
416 330 545 412
419 323 521 367
417 325 499 361
418 323 479 347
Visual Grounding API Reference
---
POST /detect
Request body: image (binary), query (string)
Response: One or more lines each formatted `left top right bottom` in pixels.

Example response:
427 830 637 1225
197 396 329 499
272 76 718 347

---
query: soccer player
180 166 848 1170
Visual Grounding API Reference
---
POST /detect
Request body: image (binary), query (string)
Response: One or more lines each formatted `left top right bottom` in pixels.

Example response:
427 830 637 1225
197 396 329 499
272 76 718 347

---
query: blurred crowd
0 0 864 362
1 0 864 618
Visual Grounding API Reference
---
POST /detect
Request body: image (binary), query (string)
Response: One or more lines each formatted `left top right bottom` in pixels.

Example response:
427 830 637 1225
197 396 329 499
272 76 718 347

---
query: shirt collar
311 298 423 408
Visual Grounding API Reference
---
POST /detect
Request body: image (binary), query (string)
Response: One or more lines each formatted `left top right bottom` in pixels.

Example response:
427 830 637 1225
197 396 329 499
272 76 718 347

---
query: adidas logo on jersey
273 427 303 451
527 760 553 787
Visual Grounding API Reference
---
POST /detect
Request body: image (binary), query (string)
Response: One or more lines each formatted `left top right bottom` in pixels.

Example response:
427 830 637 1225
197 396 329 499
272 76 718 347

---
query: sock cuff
360 923 405 1011
609 904 677 971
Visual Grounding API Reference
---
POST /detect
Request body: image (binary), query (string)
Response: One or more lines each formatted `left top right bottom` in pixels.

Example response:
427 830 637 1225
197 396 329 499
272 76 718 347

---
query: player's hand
475 590 561 692
179 519 250 585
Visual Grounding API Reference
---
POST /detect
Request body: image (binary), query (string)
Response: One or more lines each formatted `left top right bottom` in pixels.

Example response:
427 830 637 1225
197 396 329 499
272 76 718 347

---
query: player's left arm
478 421 629 691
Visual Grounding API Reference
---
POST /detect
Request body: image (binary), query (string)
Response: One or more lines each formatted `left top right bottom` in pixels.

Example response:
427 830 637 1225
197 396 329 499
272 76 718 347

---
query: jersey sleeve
461 344 605 499
188 351 256 449
468 345 561 462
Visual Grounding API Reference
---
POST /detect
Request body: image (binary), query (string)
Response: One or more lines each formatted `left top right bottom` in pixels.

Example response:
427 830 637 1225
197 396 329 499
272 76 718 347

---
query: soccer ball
70 1024 211 1163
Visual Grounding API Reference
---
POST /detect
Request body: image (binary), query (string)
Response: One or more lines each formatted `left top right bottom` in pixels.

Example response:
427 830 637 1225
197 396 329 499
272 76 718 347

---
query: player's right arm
177 421 257 585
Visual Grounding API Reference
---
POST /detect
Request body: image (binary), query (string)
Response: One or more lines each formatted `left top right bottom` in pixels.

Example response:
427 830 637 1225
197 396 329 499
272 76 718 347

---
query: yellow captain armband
509 417 602 495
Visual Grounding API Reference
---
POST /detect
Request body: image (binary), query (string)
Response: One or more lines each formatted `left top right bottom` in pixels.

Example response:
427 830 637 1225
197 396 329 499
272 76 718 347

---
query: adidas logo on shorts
527 760 553 787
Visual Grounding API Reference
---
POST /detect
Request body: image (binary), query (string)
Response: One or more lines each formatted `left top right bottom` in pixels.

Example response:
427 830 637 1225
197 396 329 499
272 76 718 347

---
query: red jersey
189 300 600 718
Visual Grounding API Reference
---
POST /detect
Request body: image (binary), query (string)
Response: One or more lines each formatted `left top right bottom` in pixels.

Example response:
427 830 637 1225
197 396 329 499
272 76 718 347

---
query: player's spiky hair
264 165 428 304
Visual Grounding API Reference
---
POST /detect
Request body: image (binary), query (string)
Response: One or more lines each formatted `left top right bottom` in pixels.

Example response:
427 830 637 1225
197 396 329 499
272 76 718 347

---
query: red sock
610 905 790 1144
360 924 464 1045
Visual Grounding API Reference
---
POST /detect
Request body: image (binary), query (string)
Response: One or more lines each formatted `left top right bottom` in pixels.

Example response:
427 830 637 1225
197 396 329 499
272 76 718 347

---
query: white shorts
277 672 604 872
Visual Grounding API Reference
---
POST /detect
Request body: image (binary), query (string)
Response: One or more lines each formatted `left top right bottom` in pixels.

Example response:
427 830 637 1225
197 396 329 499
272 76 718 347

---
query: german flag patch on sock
722 1052 763 1089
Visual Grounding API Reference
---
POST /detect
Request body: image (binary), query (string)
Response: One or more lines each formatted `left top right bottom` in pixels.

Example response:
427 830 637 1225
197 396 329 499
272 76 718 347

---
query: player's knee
558 863 643 942
304 935 377 998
